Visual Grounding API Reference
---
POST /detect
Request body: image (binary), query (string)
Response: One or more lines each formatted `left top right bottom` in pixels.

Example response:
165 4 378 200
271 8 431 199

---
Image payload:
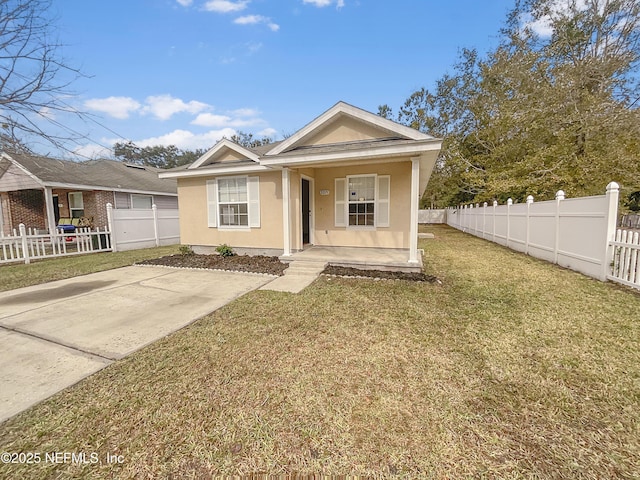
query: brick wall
93 190 114 228
8 189 46 231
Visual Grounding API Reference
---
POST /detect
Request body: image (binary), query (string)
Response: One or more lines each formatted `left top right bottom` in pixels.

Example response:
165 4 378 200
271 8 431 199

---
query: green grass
1 225 639 478
0 245 180 292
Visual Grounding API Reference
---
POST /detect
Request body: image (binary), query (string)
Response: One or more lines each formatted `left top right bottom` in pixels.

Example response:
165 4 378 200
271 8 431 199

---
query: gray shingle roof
9 154 177 194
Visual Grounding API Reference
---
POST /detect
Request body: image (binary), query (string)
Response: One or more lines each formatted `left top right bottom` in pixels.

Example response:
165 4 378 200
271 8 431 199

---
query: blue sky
44 0 514 159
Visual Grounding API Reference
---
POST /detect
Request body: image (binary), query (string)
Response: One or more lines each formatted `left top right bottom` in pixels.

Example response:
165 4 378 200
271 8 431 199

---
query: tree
0 0 86 153
388 0 640 206
229 131 273 149
113 141 206 169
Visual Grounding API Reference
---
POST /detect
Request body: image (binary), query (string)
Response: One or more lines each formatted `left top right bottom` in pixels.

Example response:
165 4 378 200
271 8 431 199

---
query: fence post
19 223 30 265
482 202 488 239
602 182 620 281
152 204 160 247
106 203 117 252
492 200 497 242
554 190 565 264
507 198 513 247
526 195 534 255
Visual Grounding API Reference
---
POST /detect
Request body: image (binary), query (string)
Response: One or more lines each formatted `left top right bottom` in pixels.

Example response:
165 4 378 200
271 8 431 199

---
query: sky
38 0 515 160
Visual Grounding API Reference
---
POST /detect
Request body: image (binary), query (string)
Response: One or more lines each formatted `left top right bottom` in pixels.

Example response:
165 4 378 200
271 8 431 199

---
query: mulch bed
137 254 288 276
322 265 439 282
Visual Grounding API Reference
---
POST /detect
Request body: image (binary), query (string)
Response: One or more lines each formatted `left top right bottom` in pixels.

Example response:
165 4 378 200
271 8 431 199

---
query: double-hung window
335 174 390 228
206 175 259 229
68 192 84 218
217 177 249 227
348 175 376 226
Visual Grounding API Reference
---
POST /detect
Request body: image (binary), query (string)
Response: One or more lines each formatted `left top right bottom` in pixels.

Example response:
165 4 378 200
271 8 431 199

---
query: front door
52 195 60 222
302 178 310 245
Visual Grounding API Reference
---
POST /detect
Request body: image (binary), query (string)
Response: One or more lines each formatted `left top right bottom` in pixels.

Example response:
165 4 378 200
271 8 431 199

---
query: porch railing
0 224 112 265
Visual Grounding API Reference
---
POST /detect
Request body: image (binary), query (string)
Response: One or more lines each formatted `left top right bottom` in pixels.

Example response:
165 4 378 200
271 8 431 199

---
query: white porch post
409 157 420 264
43 187 56 234
282 167 292 257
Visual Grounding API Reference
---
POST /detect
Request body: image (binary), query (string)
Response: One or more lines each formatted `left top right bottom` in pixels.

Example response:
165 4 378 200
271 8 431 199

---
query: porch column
282 167 292 256
43 187 56 234
409 157 420 264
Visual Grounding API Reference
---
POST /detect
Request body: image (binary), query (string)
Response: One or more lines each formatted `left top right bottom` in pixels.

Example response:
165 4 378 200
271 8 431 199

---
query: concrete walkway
260 260 327 293
0 266 271 423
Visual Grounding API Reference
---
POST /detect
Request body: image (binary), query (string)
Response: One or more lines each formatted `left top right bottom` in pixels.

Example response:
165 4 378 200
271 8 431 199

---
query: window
218 177 249 227
68 192 84 218
335 175 390 228
348 175 376 226
131 194 153 209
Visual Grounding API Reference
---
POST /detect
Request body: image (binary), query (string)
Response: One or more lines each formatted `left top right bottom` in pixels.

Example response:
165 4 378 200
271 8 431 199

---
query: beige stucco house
159 102 442 268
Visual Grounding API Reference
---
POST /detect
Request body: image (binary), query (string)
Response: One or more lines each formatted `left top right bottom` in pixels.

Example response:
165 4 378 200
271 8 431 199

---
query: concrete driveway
0 266 273 423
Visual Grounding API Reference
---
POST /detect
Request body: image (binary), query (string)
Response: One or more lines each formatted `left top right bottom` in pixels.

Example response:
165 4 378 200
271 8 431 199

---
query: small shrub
216 244 235 257
179 245 194 256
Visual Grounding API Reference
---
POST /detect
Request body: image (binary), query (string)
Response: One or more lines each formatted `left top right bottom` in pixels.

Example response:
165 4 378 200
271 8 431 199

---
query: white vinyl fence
107 203 180 252
418 209 447 224
0 225 112 265
446 182 639 290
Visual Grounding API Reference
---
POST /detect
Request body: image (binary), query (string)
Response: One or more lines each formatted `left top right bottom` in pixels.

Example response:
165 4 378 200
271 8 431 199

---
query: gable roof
0 153 177 195
188 138 261 169
265 101 434 156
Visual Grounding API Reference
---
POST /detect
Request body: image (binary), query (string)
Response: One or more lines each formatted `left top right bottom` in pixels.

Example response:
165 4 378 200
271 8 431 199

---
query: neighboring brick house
0 152 178 235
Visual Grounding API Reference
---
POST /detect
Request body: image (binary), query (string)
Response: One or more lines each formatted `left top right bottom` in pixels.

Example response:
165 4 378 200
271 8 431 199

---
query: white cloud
303 0 344 7
142 94 209 120
231 108 260 117
176 0 193 6
258 127 277 137
191 112 264 128
234 15 279 31
136 128 237 150
204 0 249 13
191 113 232 127
38 107 56 120
84 96 141 119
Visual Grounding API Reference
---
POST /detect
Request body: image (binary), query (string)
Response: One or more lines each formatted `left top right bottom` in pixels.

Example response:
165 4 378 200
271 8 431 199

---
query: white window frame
68 192 84 218
217 175 250 230
347 174 376 230
130 194 153 210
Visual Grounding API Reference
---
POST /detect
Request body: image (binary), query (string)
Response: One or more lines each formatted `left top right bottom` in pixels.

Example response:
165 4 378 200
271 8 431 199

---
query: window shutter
206 180 218 227
376 175 390 227
335 178 346 227
248 176 260 228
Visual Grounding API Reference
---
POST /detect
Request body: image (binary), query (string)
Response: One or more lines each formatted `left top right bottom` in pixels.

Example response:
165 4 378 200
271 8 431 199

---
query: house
159 102 442 270
0 153 178 235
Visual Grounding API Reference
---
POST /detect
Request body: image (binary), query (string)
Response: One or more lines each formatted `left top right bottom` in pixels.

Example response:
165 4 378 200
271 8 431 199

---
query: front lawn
1 225 638 478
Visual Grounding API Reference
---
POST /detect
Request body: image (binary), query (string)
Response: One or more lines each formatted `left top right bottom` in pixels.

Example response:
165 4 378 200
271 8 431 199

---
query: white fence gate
445 182 639 290
107 203 180 252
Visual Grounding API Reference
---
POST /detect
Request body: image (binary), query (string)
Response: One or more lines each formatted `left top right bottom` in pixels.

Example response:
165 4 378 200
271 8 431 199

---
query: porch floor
282 246 424 273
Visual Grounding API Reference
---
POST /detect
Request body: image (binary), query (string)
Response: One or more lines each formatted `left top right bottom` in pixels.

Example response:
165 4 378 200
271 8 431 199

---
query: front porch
282 245 424 273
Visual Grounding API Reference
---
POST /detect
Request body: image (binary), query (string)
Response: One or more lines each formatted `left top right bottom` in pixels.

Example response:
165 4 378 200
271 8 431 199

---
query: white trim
282 168 292 256
68 191 85 218
159 164 271 179
260 140 442 167
409 158 420 264
206 180 217 227
1 153 45 187
376 175 390 228
189 138 260 169
265 101 434 156
300 175 314 246
334 178 346 227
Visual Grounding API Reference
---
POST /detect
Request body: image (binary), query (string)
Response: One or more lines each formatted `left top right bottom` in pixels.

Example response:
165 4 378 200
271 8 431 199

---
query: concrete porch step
283 260 328 276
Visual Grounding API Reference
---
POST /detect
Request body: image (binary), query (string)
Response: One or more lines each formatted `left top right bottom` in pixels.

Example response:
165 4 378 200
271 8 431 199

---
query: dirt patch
322 265 438 282
137 254 288 276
